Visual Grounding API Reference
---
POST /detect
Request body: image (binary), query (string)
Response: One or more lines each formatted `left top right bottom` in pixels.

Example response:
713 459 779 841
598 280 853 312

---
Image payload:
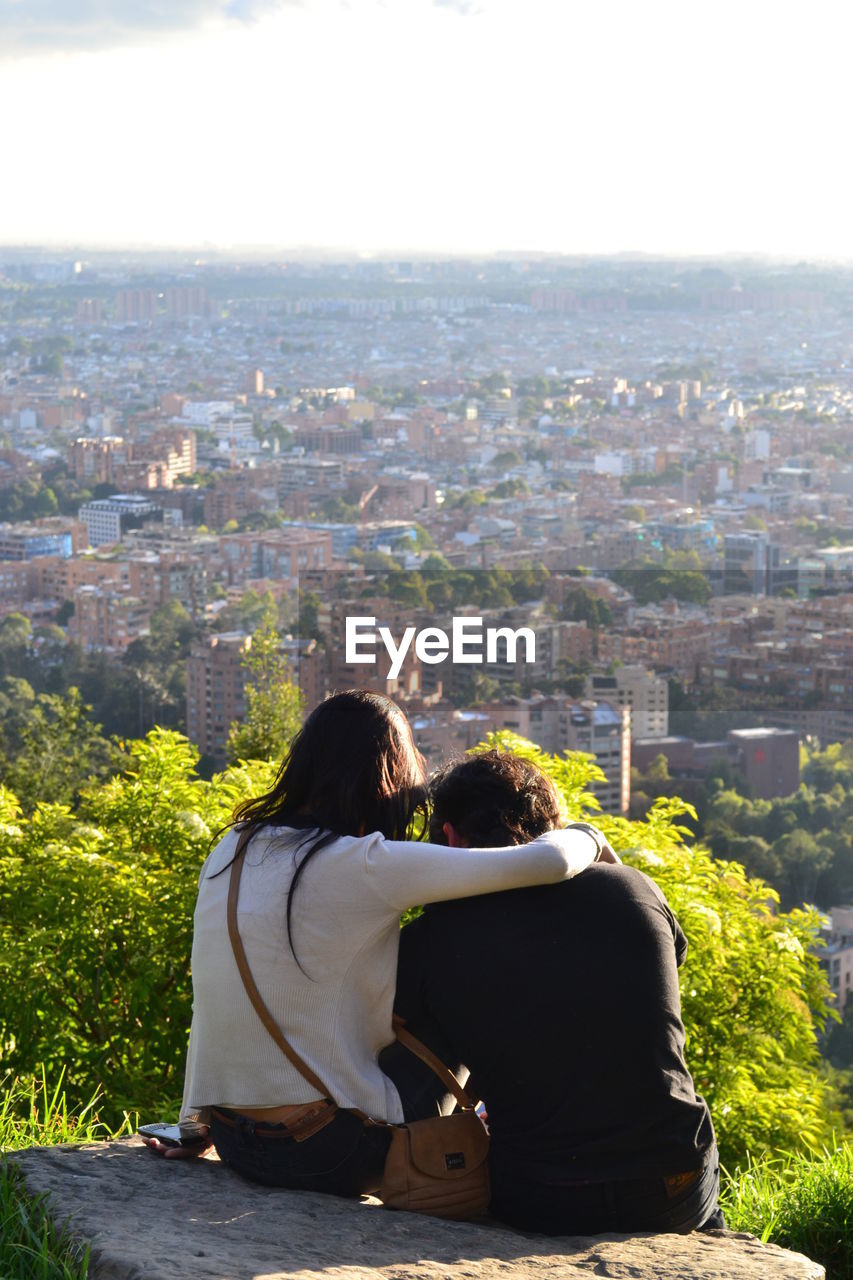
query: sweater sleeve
363 826 600 913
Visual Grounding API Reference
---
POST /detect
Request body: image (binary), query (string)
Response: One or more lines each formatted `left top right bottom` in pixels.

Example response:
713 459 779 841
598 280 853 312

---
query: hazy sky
1 0 851 257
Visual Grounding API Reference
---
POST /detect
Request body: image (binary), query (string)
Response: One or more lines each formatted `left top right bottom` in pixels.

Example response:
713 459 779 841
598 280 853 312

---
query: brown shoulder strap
227 844 335 1102
392 1015 476 1111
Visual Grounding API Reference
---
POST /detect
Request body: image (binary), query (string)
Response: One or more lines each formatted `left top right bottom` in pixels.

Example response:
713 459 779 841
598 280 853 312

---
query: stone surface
7 1139 824 1280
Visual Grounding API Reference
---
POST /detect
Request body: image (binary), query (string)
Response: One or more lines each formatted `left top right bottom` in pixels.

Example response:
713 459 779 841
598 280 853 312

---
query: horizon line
2 242 852 267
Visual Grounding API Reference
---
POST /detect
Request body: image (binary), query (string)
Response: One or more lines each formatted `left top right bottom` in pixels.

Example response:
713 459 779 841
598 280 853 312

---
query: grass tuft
721 1140 853 1280
0 1070 135 1280
0 1166 90 1280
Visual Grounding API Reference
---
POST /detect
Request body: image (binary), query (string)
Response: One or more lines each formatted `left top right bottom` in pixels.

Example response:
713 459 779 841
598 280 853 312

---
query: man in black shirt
392 750 722 1235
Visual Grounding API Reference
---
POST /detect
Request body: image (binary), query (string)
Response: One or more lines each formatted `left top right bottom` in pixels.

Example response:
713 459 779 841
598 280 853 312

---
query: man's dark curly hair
428 749 561 847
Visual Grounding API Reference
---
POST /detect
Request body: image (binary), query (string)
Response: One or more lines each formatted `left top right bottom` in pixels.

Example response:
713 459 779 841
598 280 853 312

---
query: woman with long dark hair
144 689 612 1196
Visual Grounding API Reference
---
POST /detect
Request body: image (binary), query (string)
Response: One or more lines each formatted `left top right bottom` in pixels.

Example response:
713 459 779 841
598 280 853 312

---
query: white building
78 494 163 548
181 400 234 426
588 665 669 740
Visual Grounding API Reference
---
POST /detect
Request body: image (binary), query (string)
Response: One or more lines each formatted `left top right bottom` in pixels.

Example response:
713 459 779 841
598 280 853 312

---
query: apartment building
217 527 333 590
720 532 814 596
115 289 157 323
276 458 345 496
28 554 128 602
203 474 257 530
164 285 208 319
279 636 326 714
588 666 669 739
68 436 130 485
137 427 196 482
0 522 74 560
71 585 152 653
69 429 195 491
483 695 631 814
0 561 29 615
186 633 251 766
294 425 362 454
597 613 712 681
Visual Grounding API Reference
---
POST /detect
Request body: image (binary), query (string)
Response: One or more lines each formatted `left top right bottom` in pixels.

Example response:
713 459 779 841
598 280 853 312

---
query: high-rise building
115 289 157 323
588 666 668 740
164 285 208 319
724 532 770 594
142 427 196 482
560 700 631 814
68 436 129 485
75 298 103 324
71 586 151 653
483 696 631 814
186 633 251 766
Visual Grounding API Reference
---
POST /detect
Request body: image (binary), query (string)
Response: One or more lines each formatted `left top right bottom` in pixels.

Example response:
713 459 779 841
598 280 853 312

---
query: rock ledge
7 1139 824 1280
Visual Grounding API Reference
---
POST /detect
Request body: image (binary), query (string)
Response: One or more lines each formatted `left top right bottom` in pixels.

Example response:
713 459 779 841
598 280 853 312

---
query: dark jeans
209 1105 392 1196
489 1143 724 1236
210 1032 461 1196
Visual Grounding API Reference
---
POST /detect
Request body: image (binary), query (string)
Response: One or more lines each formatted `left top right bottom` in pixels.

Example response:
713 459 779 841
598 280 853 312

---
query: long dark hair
217 690 427 958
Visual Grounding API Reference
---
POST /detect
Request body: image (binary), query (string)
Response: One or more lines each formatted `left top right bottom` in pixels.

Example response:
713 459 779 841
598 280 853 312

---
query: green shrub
0 731 275 1122
0 726 843 1168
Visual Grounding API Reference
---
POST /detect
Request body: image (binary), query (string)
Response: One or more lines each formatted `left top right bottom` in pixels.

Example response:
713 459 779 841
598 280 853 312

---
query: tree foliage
0 726 842 1169
700 742 853 910
226 624 304 764
0 687 125 813
612 562 711 606
0 604 199 748
559 587 613 628
370 566 549 613
0 731 276 1119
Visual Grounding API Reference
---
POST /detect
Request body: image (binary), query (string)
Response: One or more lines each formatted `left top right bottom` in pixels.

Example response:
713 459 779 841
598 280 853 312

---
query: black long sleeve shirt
394 863 715 1185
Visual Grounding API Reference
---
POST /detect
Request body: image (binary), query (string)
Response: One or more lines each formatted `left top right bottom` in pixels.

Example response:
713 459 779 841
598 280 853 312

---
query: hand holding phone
138 1122 211 1159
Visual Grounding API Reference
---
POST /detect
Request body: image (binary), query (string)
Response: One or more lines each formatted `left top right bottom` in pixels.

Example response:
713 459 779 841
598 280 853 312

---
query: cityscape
5 251 853 970
3 255 853 761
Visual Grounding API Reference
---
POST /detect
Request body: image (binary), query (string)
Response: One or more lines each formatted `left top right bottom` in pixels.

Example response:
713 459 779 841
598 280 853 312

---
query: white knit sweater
179 824 598 1125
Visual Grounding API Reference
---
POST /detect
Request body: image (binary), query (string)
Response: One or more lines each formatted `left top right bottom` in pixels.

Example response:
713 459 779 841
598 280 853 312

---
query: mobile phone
138 1122 207 1148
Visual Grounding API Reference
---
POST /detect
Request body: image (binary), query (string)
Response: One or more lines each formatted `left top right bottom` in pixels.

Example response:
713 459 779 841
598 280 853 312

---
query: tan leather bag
379 1113 490 1219
377 1026 490 1220
227 845 490 1220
